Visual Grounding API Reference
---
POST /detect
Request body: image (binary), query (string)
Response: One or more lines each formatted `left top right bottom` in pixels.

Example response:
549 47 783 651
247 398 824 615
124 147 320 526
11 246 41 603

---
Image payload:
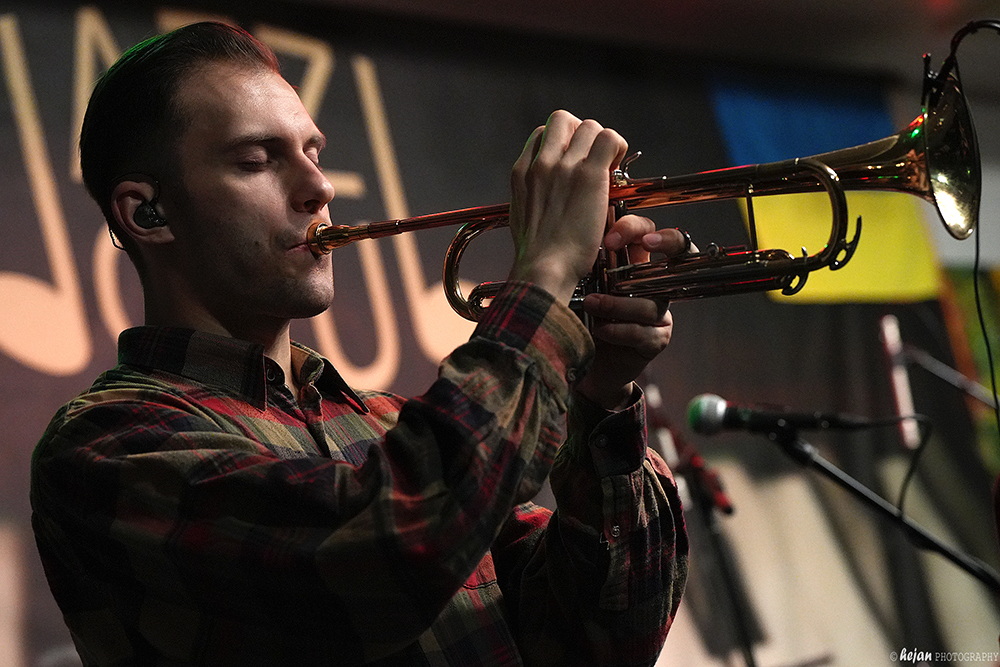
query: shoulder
35 365 232 461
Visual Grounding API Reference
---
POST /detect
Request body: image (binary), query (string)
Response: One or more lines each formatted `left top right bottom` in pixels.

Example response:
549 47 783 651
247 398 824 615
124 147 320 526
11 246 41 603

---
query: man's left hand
574 217 693 410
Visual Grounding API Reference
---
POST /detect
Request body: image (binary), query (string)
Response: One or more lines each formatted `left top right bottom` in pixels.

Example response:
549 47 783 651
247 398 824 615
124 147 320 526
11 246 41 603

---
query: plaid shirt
31 282 687 667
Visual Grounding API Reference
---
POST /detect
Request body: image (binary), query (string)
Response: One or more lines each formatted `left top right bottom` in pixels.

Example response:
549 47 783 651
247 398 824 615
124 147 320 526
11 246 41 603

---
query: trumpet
308 63 980 321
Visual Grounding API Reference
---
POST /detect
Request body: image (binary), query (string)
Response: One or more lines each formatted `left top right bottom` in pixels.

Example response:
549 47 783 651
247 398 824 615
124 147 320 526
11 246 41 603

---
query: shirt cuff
472 281 594 398
572 385 647 477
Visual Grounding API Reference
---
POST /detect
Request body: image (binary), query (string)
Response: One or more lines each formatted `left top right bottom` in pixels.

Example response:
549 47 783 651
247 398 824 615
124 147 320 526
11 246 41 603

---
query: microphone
687 393 870 435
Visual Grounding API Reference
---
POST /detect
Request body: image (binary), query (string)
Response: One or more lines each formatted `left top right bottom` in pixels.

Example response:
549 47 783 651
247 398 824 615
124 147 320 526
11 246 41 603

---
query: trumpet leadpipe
308 204 510 255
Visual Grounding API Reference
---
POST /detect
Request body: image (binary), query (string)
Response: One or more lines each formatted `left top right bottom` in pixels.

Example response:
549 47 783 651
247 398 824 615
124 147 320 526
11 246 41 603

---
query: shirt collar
117 326 367 413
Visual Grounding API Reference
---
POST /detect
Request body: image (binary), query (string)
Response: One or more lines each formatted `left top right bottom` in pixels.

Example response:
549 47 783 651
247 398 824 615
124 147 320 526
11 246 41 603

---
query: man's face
159 62 336 330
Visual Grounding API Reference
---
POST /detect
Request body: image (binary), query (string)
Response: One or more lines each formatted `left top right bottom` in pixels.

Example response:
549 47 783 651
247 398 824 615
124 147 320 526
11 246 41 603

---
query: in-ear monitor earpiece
134 201 166 229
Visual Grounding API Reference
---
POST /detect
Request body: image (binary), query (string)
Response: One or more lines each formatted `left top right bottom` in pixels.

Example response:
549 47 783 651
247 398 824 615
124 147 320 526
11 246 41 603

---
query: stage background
1 2 999 665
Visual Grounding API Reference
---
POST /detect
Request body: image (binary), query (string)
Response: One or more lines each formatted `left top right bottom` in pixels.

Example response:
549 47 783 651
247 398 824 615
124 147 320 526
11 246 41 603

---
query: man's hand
507 110 628 305
575 221 694 411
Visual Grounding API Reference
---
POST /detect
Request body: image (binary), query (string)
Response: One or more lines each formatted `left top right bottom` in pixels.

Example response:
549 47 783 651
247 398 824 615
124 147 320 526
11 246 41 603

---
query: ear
111 178 174 244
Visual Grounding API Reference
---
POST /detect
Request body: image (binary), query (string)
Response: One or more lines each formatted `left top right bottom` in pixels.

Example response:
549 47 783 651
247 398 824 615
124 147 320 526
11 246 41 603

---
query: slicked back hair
80 22 280 272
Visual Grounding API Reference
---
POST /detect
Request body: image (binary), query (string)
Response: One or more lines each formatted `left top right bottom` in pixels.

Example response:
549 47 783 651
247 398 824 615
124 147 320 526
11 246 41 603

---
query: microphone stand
767 425 1000 593
644 385 760 667
681 456 760 667
902 343 998 409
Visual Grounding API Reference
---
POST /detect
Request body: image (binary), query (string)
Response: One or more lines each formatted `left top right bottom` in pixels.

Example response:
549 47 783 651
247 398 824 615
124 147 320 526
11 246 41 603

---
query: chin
293 301 333 320
276 291 332 320
277 269 334 315
289 287 336 320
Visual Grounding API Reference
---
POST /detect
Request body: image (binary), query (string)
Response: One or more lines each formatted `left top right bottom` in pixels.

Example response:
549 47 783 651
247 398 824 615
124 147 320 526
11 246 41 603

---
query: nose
294 158 335 215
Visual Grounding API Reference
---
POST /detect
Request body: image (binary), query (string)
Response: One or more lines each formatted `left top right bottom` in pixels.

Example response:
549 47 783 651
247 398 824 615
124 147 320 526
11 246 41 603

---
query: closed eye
226 133 325 171
305 139 324 167
233 145 271 171
239 159 270 171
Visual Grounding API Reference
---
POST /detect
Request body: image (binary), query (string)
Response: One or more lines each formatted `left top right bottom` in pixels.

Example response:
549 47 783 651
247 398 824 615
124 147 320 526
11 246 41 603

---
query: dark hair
80 22 280 265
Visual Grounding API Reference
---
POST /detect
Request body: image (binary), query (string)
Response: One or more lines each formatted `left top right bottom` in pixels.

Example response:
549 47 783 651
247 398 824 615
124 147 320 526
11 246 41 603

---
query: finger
583 292 670 326
604 214 657 252
533 110 583 168
590 318 673 359
513 126 545 175
562 118 607 165
639 228 699 257
583 125 628 175
511 125 545 199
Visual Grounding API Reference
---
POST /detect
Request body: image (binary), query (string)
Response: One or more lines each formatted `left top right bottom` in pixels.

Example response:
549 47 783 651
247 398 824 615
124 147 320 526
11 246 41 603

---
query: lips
287 242 319 260
283 228 314 251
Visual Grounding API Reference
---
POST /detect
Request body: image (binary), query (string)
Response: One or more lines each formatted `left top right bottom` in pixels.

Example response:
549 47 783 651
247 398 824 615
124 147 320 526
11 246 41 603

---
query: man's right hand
506 110 629 305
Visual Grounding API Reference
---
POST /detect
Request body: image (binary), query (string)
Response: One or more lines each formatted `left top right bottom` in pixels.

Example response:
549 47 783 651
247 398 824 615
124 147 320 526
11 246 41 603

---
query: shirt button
265 367 277 383
594 434 608 448
567 368 578 383
610 525 621 538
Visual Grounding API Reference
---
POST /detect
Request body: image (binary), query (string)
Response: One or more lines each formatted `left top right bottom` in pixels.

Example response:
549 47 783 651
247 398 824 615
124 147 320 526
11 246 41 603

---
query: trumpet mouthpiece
306 220 330 256
308 220 365 255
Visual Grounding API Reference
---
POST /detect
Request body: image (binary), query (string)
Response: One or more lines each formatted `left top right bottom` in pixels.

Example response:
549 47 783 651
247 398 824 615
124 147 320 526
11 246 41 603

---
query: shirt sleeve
29 282 593 664
492 388 689 667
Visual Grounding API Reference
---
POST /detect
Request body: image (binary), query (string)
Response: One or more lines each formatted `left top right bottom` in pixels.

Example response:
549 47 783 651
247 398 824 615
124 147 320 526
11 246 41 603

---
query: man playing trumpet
31 21 689 666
